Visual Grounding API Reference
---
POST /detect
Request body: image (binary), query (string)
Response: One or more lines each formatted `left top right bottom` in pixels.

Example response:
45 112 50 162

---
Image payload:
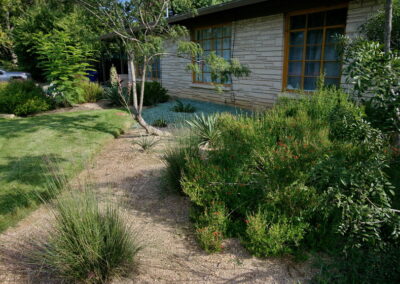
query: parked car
0 69 31 82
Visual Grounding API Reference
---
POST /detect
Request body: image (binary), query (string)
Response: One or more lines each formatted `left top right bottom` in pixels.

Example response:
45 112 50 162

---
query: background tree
171 0 230 14
78 0 250 135
361 0 399 51
12 0 102 80
0 0 33 68
385 0 394 53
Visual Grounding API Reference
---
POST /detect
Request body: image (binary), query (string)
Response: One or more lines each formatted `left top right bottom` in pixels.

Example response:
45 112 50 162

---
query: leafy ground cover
0 109 131 232
142 98 251 126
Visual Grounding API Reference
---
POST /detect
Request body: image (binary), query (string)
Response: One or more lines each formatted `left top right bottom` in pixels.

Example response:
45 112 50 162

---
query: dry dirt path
0 128 315 283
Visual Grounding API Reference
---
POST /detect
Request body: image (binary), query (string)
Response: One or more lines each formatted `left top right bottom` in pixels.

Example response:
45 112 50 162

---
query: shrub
170 85 398 273
33 188 140 283
0 80 53 116
162 137 197 193
35 30 94 106
193 202 228 253
244 211 308 257
137 81 169 106
171 100 196 113
152 118 168 128
78 80 104 103
104 85 130 107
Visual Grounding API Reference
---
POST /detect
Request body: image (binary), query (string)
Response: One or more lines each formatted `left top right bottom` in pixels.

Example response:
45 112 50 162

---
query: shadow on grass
0 112 125 139
0 154 65 229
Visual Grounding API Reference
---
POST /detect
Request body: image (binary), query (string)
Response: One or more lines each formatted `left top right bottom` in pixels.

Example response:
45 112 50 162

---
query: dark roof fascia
168 0 350 28
167 0 268 24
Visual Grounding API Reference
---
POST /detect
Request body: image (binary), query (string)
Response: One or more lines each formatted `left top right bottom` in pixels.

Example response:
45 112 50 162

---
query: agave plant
186 113 221 147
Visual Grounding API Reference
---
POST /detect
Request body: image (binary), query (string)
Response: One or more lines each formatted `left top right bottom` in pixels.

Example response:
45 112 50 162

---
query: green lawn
0 109 132 232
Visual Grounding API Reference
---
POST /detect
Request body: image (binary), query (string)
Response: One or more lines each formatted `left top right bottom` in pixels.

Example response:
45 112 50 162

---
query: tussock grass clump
33 187 140 283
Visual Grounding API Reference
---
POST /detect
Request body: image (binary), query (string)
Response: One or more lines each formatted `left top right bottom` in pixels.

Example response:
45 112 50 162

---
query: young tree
385 0 394 53
78 0 249 135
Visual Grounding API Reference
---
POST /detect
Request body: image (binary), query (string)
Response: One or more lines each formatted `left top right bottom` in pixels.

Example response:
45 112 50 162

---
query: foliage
341 37 400 135
313 245 400 283
133 136 160 152
171 87 399 263
360 0 400 51
137 81 169 106
152 118 168 128
162 136 198 193
104 85 131 107
244 211 308 257
172 100 196 113
0 80 53 116
186 113 221 147
110 65 119 86
171 0 231 14
0 109 131 232
79 0 250 135
35 30 94 106
12 0 103 80
193 202 228 253
78 80 104 103
33 186 140 283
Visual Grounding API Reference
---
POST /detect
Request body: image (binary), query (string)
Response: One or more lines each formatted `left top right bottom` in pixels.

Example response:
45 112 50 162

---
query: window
138 57 161 81
193 25 232 84
284 7 347 91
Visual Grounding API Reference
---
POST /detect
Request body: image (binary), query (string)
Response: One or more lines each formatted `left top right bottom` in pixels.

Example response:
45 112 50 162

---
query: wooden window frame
191 22 233 86
282 4 348 92
137 57 161 81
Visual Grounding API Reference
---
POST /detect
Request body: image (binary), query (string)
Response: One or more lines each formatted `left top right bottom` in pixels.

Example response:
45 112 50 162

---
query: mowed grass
0 109 132 232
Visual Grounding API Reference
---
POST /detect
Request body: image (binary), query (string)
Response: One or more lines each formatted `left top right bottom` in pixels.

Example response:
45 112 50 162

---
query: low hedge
0 80 54 116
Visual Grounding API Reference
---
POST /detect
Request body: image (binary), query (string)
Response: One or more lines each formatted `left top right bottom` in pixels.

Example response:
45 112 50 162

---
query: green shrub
104 85 130 107
78 80 104 103
194 202 228 253
137 81 169 106
0 80 53 116
244 211 308 257
152 118 168 128
171 100 196 113
162 137 197 193
172 86 398 271
33 188 140 283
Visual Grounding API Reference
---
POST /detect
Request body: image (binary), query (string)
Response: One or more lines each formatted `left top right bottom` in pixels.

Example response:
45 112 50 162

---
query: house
122 0 383 110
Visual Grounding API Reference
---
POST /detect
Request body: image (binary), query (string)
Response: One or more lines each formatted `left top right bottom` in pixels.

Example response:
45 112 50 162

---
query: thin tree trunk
384 0 393 53
127 55 165 136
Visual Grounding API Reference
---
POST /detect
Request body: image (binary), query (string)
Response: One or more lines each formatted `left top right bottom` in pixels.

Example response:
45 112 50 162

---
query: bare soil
0 127 315 283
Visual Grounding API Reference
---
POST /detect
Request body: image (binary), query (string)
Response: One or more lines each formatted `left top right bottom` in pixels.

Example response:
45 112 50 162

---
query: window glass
308 12 325 27
289 62 302 76
290 15 306 29
287 76 302 90
285 7 347 91
194 25 232 84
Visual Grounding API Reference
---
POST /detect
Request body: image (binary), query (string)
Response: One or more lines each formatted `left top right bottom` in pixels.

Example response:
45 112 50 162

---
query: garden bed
142 98 251 126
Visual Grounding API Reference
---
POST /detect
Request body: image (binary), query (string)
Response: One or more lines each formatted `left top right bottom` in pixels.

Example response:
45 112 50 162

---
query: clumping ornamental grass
32 184 140 283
